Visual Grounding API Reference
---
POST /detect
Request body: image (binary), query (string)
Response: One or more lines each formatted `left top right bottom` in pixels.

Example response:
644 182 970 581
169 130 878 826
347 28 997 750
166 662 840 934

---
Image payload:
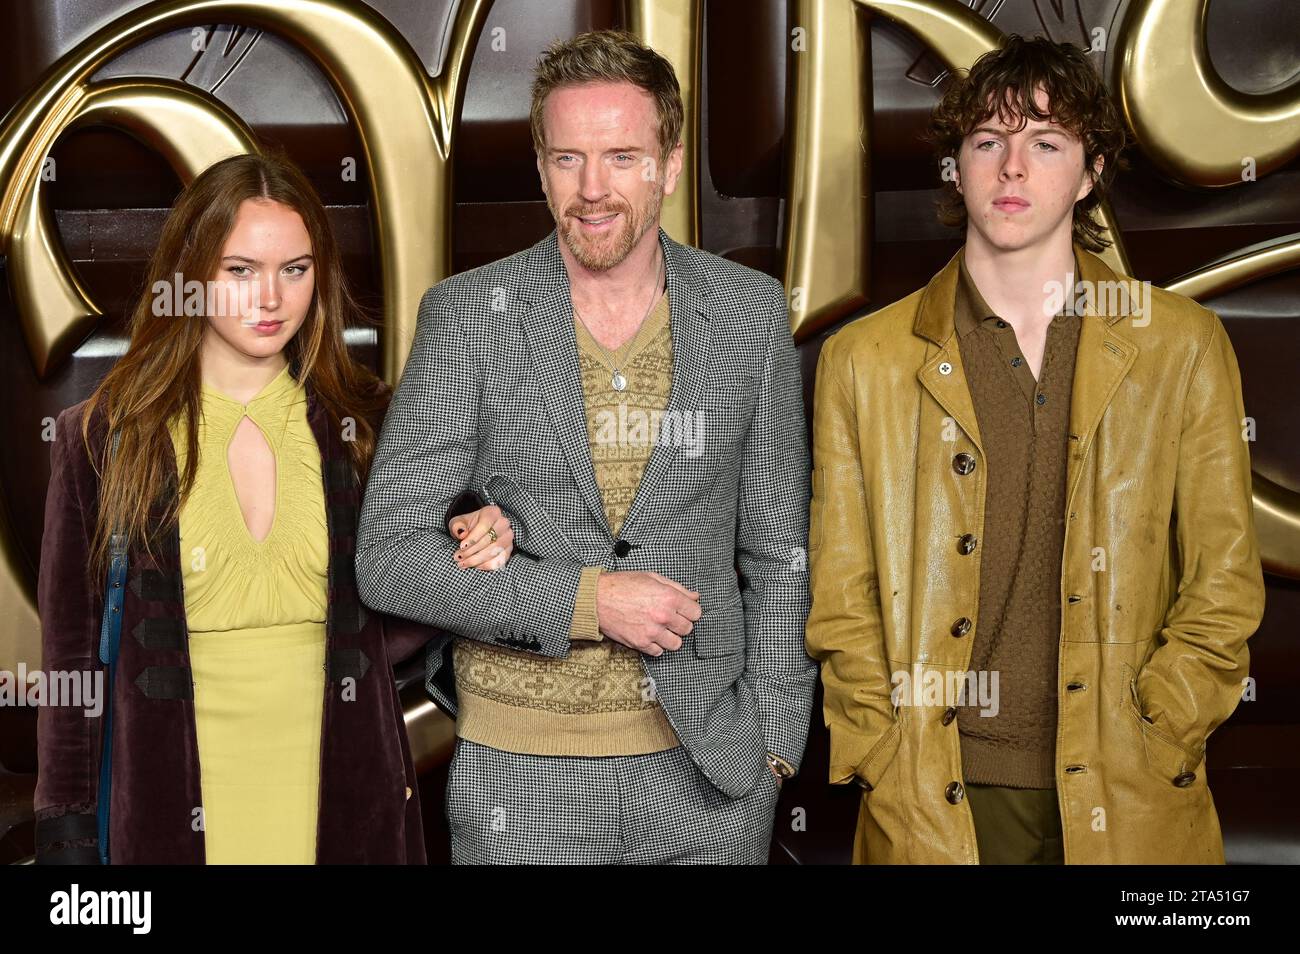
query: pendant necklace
573 255 665 393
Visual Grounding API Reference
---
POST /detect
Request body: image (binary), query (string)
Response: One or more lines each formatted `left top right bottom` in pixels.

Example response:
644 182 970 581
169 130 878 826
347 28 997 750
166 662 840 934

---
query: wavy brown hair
81 151 389 585
926 34 1129 250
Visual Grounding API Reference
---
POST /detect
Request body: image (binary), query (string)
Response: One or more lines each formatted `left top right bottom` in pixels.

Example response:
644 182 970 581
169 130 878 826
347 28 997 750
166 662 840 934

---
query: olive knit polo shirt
953 250 1082 789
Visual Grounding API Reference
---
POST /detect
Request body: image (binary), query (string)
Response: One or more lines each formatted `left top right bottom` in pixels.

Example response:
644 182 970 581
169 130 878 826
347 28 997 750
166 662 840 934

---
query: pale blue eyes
555 154 637 165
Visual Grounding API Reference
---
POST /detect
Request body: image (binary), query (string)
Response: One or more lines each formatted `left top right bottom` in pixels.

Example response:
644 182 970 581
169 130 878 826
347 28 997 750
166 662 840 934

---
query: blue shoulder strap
96 430 127 865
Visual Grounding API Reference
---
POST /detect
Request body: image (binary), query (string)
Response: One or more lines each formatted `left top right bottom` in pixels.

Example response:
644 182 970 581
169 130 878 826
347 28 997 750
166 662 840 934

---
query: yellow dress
167 363 329 864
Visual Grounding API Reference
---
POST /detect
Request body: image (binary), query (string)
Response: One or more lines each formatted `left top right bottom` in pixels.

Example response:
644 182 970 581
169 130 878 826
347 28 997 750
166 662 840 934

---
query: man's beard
549 181 663 271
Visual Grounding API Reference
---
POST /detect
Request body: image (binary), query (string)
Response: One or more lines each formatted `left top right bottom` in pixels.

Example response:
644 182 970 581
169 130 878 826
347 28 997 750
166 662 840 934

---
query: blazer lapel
518 232 615 537
618 231 711 538
516 228 713 543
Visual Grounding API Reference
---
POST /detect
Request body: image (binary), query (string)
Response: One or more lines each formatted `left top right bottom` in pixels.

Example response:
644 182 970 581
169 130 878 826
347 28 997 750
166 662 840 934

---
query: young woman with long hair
34 152 513 864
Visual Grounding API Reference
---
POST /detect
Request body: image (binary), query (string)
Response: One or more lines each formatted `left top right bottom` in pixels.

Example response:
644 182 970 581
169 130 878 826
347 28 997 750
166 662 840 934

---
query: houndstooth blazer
356 227 815 799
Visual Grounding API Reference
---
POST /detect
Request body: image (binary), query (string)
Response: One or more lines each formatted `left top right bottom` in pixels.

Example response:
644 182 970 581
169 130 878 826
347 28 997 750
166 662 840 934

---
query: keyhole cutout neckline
200 363 298 547
224 416 279 545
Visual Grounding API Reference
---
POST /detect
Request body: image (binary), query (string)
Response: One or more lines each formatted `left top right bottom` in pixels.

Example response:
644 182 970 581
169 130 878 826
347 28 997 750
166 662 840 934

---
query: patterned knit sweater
452 294 680 755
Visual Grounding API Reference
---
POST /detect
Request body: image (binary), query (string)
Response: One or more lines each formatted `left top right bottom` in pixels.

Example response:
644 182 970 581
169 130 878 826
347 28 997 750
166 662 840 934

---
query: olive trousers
966 783 1065 864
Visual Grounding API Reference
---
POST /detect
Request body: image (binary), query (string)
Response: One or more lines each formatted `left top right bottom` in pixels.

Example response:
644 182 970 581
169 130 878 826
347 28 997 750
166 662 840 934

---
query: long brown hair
81 151 389 584
926 34 1129 251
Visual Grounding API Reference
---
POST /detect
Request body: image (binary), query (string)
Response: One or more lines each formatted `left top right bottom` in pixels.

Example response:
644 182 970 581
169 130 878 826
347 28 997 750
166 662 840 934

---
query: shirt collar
955 247 1081 339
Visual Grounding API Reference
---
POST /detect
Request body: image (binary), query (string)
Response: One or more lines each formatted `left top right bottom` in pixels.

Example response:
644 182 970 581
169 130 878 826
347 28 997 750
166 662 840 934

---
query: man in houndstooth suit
356 30 814 864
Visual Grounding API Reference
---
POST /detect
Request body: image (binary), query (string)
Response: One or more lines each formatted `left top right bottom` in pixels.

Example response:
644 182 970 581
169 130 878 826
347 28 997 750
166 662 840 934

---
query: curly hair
926 34 1129 250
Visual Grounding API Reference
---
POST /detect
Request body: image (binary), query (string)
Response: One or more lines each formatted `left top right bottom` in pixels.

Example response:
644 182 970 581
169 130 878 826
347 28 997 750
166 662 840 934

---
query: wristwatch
766 752 795 780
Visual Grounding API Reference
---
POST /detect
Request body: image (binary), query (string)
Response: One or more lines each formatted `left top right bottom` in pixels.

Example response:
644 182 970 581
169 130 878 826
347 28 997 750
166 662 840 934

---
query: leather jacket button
945 781 965 804
404 786 413 801
941 707 957 726
952 453 976 475
613 540 633 558
950 617 972 638
957 534 978 555
1173 772 1196 788
855 777 873 792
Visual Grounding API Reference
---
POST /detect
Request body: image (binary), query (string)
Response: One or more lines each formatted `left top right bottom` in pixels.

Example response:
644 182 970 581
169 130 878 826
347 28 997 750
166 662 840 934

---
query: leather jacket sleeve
804 332 901 790
1132 312 1265 778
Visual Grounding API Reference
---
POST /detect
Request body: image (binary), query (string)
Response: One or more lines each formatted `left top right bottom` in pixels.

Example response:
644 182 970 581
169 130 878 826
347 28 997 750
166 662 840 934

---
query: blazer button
950 617 972 638
945 781 965 804
1173 772 1197 788
405 786 413 801
952 453 976 476
941 707 957 726
957 533 978 555
614 540 633 558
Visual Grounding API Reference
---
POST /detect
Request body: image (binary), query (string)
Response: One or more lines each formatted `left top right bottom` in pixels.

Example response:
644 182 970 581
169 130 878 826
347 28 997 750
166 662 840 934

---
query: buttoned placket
976 312 1078 431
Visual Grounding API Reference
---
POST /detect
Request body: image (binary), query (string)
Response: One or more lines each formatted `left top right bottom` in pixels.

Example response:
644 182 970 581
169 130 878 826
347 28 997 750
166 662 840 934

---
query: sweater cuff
569 566 604 641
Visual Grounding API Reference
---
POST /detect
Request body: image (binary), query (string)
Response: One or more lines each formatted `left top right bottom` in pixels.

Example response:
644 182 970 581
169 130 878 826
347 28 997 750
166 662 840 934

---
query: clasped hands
447 510 703 658
447 508 780 783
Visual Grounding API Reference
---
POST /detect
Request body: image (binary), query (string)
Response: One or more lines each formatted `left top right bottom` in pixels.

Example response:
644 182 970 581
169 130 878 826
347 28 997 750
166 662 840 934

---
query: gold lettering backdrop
1 0 1297 681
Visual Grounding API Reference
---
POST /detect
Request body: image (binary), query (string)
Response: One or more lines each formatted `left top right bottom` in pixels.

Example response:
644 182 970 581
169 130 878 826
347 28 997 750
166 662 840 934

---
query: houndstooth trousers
446 738 782 864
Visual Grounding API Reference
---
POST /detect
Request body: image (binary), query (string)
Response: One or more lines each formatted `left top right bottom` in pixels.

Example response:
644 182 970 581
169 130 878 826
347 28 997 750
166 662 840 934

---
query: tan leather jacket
806 246 1265 864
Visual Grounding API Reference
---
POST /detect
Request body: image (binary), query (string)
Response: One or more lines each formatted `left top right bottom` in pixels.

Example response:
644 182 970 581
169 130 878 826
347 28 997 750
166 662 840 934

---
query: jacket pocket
1123 663 1206 785
855 711 903 792
701 370 756 408
692 591 745 658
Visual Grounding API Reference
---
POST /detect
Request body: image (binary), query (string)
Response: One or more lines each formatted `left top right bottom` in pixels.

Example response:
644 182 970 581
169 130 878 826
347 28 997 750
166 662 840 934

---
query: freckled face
202 198 314 359
536 81 682 271
955 86 1098 253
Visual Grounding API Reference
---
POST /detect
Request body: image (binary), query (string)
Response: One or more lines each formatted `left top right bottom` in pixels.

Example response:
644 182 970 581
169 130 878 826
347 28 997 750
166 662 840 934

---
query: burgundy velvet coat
33 383 447 864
